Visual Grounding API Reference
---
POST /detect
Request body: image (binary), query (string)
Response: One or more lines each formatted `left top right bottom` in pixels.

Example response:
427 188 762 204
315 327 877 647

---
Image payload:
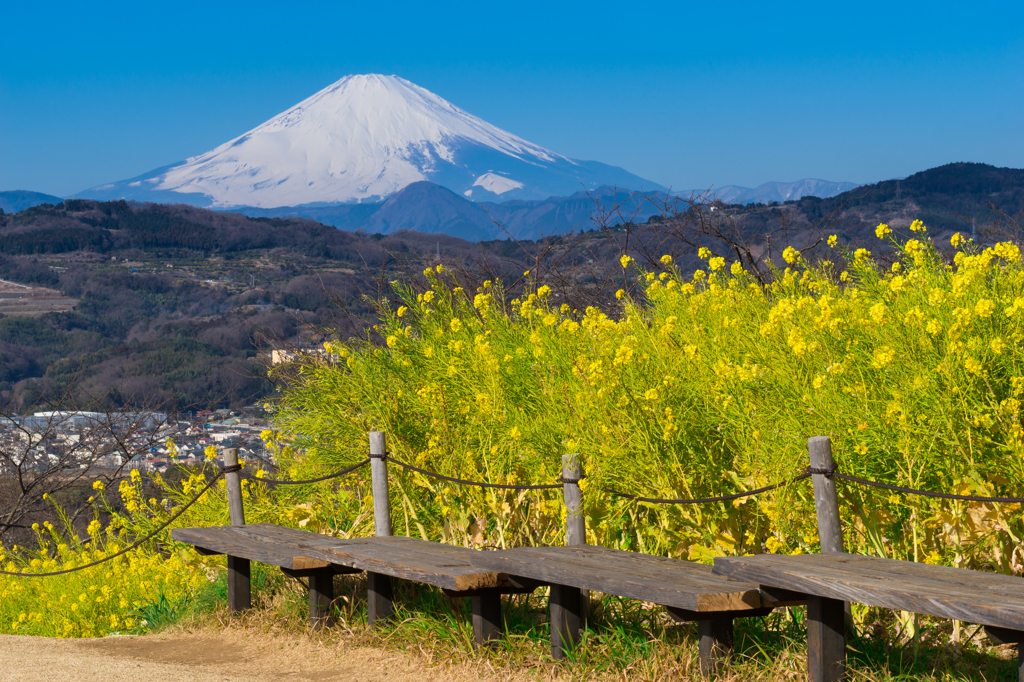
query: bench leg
472 592 503 648
550 583 581 661
367 571 393 628
308 568 334 630
698 614 734 677
808 596 846 682
227 555 251 612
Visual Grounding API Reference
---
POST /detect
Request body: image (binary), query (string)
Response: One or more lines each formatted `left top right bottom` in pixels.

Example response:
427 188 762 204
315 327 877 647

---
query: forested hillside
1 163 1018 413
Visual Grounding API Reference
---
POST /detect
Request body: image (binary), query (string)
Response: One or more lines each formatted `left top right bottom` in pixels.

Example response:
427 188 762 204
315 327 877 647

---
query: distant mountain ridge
78 74 665 207
237 182 664 240
691 178 859 204
0 190 63 213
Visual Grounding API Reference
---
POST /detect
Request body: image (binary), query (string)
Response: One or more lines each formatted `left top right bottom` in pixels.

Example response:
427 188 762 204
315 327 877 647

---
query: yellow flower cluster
268 221 1024 572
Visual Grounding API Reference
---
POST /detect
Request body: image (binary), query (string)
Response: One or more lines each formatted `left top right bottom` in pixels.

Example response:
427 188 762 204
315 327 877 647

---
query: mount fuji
80 74 665 208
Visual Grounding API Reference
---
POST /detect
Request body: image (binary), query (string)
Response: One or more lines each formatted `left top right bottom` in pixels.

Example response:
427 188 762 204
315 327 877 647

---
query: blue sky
2 1 1022 197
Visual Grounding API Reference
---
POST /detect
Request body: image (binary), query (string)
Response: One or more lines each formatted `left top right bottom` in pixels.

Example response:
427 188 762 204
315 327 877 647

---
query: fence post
808 436 848 681
551 453 585 659
808 437 844 554
368 431 393 627
223 447 250 612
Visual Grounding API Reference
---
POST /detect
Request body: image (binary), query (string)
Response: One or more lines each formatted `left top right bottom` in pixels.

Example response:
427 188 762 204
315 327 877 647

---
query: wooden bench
171 523 534 645
473 544 798 674
714 553 1024 682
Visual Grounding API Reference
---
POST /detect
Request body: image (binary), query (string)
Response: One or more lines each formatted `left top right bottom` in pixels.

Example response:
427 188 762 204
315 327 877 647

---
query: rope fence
1 459 371 578
6 441 1024 579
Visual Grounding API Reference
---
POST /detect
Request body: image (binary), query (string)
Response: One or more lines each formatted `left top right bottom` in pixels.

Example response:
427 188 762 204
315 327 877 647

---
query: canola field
4 222 1024 636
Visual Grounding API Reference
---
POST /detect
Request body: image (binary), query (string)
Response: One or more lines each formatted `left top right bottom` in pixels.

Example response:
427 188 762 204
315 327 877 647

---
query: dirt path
0 629 529 682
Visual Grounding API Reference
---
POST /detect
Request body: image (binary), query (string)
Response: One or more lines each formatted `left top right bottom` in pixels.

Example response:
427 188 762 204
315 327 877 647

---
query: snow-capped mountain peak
82 74 663 208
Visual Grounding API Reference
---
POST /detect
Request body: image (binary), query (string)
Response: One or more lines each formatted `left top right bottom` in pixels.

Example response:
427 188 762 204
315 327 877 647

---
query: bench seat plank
713 553 1024 631
177 523 514 592
473 545 763 612
171 526 333 571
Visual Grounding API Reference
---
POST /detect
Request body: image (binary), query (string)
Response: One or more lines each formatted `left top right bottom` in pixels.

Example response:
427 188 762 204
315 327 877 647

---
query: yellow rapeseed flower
827 235 838 247
975 299 996 318
620 255 633 268
709 257 725 271
698 247 711 259
782 246 799 264
92 480 104 491
660 254 672 265
951 232 962 247
909 219 926 232
875 223 891 239
731 261 743 276
537 285 551 297
396 306 407 318
871 346 896 368
436 264 444 273
450 318 462 332
615 289 625 300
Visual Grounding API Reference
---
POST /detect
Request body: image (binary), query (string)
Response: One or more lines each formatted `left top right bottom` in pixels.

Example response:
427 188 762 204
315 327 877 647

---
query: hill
1 162 1020 412
784 162 1024 242
0 191 64 214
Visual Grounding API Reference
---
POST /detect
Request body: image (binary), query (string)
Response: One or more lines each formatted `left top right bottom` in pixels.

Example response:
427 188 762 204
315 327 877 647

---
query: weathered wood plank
179 524 513 591
171 527 335 571
714 554 1024 631
474 546 762 612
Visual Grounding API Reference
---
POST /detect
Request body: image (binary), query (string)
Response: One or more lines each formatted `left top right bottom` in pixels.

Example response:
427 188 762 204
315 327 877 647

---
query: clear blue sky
2 1 1022 197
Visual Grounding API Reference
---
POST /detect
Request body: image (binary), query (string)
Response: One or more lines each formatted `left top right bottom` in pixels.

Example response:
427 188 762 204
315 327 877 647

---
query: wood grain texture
713 553 1024 631
808 437 844 554
370 432 392 538
474 545 762 611
176 524 512 591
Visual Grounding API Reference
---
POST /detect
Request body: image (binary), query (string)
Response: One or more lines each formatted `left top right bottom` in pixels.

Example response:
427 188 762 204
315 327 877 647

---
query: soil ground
0 629 537 682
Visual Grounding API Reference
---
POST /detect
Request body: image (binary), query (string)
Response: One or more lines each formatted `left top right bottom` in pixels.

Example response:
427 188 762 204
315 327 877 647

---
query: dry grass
158 569 1022 682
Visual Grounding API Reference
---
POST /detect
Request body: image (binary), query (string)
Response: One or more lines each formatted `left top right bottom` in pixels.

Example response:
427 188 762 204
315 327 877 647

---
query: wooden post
550 583 582 660
807 596 846 682
561 453 589 625
223 447 250 612
472 592 502 648
698 615 734 678
368 431 393 627
808 437 844 554
308 568 335 630
808 437 847 679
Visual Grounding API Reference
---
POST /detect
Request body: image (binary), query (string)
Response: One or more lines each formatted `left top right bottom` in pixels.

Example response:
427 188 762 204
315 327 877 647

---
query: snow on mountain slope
696 179 859 204
80 74 664 208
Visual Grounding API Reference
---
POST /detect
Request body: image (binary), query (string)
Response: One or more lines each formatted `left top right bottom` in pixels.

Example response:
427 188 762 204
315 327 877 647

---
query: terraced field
0 279 77 315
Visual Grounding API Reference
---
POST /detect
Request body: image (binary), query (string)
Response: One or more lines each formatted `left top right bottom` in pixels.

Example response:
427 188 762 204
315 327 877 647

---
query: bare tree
0 377 183 546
